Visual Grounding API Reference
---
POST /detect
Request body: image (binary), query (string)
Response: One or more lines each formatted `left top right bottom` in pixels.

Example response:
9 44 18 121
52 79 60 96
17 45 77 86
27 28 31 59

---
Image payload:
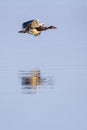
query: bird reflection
20 69 54 94
21 69 44 88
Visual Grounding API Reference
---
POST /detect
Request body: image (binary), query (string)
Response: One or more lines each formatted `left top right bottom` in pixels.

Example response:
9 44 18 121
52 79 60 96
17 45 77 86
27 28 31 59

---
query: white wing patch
31 19 40 28
31 19 45 28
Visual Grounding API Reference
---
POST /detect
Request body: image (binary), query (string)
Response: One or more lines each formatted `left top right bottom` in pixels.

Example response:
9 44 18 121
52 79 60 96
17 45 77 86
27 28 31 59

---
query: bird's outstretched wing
30 19 40 28
22 19 39 29
22 19 34 28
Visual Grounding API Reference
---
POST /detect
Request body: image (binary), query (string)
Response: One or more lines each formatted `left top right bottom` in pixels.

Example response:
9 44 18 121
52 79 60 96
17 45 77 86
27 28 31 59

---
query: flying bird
18 19 57 36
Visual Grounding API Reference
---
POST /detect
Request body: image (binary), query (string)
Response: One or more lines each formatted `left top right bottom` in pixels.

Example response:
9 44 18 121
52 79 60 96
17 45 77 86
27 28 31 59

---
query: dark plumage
36 26 57 31
22 19 34 28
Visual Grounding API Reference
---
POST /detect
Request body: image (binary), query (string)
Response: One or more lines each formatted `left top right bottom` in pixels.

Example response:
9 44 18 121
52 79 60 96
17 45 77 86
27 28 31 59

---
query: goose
18 19 57 36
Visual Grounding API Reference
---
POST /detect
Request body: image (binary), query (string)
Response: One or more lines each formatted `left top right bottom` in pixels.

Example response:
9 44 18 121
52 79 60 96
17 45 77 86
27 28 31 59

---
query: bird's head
49 26 57 29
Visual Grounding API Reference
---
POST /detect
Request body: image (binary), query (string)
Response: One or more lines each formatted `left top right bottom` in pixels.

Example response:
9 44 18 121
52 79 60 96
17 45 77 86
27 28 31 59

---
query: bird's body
19 19 57 36
28 28 41 36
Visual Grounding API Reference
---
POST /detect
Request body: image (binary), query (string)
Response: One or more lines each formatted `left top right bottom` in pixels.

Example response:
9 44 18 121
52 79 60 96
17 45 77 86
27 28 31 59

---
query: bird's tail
18 30 27 33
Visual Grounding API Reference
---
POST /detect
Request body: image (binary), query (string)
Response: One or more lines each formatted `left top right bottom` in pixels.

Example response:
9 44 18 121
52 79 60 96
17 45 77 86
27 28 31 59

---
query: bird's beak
53 26 57 29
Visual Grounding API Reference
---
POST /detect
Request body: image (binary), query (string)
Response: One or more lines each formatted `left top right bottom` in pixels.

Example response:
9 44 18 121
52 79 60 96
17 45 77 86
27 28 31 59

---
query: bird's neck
47 26 52 29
